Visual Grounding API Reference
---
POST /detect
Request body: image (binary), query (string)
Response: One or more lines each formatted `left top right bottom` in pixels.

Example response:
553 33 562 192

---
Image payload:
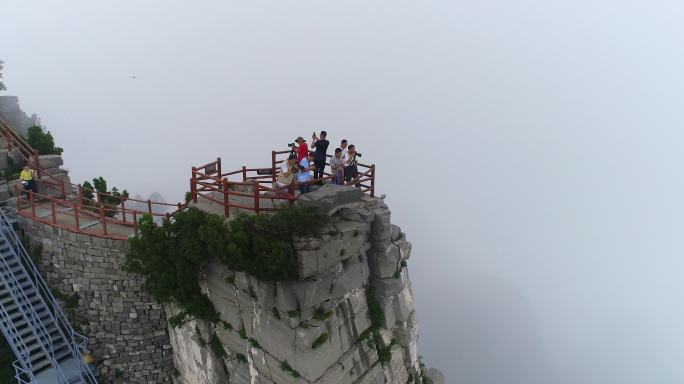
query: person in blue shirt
298 152 315 194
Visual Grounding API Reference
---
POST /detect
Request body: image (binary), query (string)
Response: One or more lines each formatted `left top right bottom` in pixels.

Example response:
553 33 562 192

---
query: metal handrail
0 208 98 383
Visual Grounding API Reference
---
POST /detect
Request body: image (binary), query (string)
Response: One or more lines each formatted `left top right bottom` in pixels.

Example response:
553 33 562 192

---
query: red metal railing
13 187 187 240
190 149 376 217
3 117 377 237
1 118 187 239
1 118 66 196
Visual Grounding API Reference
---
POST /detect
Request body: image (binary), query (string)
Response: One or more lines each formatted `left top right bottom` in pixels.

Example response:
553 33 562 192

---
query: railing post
271 151 277 183
16 187 23 210
147 199 152 214
74 202 80 230
253 180 260 215
242 166 247 182
78 184 84 205
217 157 222 179
33 150 41 178
223 178 230 218
96 191 102 204
99 203 107 236
121 199 126 223
191 167 198 203
133 211 138 237
29 191 36 218
5 129 12 151
60 180 65 198
50 197 57 224
370 164 376 198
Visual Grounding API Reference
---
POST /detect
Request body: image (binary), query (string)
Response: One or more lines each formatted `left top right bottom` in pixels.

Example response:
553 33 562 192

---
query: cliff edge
168 185 436 384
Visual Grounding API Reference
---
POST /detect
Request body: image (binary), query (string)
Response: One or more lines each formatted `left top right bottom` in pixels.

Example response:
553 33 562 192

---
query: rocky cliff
168 185 432 384
0 96 38 135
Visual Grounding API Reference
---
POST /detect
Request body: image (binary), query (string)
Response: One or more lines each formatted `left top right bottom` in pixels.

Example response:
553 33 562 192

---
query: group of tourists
276 131 362 195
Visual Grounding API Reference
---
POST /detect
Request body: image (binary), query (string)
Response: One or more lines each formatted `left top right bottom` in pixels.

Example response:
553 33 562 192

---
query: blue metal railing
0 207 98 383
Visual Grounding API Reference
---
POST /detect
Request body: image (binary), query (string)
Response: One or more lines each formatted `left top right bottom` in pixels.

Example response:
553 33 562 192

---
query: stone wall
169 185 425 384
17 217 175 383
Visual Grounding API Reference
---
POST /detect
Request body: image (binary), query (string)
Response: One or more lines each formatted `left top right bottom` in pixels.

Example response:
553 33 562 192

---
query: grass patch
239 327 247 340
312 333 329 349
209 335 227 359
280 361 301 378
249 338 261 349
313 307 332 321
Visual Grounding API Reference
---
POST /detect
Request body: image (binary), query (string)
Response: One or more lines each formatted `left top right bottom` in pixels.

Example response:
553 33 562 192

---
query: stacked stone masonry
169 185 424 384
17 217 174 383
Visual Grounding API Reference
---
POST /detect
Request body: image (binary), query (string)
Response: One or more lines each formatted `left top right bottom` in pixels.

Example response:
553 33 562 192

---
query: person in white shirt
329 148 345 185
276 154 297 194
298 152 315 194
340 139 349 163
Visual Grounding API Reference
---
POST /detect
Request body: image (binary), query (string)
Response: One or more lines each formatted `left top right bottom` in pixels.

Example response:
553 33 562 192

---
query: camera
355 152 363 158
288 143 296 148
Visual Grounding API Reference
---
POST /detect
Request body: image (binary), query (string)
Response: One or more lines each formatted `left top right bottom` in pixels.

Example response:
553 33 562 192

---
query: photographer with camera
344 144 362 187
276 154 298 195
311 130 329 182
297 152 316 194
294 136 309 162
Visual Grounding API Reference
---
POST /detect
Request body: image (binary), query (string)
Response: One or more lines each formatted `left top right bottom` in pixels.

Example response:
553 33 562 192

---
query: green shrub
236 354 248 364
312 333 329 349
209 335 227 359
25 125 62 155
378 344 392 364
125 206 328 326
313 307 332 321
249 338 261 349
81 178 129 218
0 337 14 384
280 361 301 378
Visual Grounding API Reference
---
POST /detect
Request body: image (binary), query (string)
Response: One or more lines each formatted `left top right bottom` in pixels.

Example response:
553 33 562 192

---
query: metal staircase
0 208 98 384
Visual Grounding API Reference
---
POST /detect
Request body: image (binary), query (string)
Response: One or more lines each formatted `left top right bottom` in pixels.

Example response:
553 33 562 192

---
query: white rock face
168 185 437 384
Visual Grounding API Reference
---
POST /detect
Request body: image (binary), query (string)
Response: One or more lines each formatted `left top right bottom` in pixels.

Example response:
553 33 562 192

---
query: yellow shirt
84 354 94 364
19 170 34 181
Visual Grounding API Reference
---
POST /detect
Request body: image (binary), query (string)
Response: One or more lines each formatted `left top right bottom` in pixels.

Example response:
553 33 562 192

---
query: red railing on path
3 117 378 238
190 148 376 218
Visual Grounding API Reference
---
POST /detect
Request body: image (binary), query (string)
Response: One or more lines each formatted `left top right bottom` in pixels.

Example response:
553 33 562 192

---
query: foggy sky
3 1 684 383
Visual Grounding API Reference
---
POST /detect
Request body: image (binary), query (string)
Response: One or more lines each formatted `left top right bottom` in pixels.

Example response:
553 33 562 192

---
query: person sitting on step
19 165 38 198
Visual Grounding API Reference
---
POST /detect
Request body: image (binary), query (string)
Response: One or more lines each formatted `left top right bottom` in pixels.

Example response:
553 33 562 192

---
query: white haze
3 1 684 383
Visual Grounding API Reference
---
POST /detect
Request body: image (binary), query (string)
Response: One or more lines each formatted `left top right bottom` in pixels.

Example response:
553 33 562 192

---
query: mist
3 1 684 382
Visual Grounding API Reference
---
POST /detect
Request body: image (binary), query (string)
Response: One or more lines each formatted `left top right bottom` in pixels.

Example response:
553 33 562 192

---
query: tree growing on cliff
0 60 6 91
125 206 329 326
81 177 129 217
25 125 63 155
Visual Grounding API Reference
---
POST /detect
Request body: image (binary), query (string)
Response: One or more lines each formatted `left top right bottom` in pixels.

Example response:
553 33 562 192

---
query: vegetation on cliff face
0 337 14 383
0 60 6 92
26 125 62 155
124 206 328 327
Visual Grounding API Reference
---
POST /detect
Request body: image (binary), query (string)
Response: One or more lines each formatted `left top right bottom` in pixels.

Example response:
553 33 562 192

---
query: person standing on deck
19 165 37 198
298 152 315 194
340 139 349 163
311 130 330 182
344 145 361 187
296 137 309 162
330 148 345 185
